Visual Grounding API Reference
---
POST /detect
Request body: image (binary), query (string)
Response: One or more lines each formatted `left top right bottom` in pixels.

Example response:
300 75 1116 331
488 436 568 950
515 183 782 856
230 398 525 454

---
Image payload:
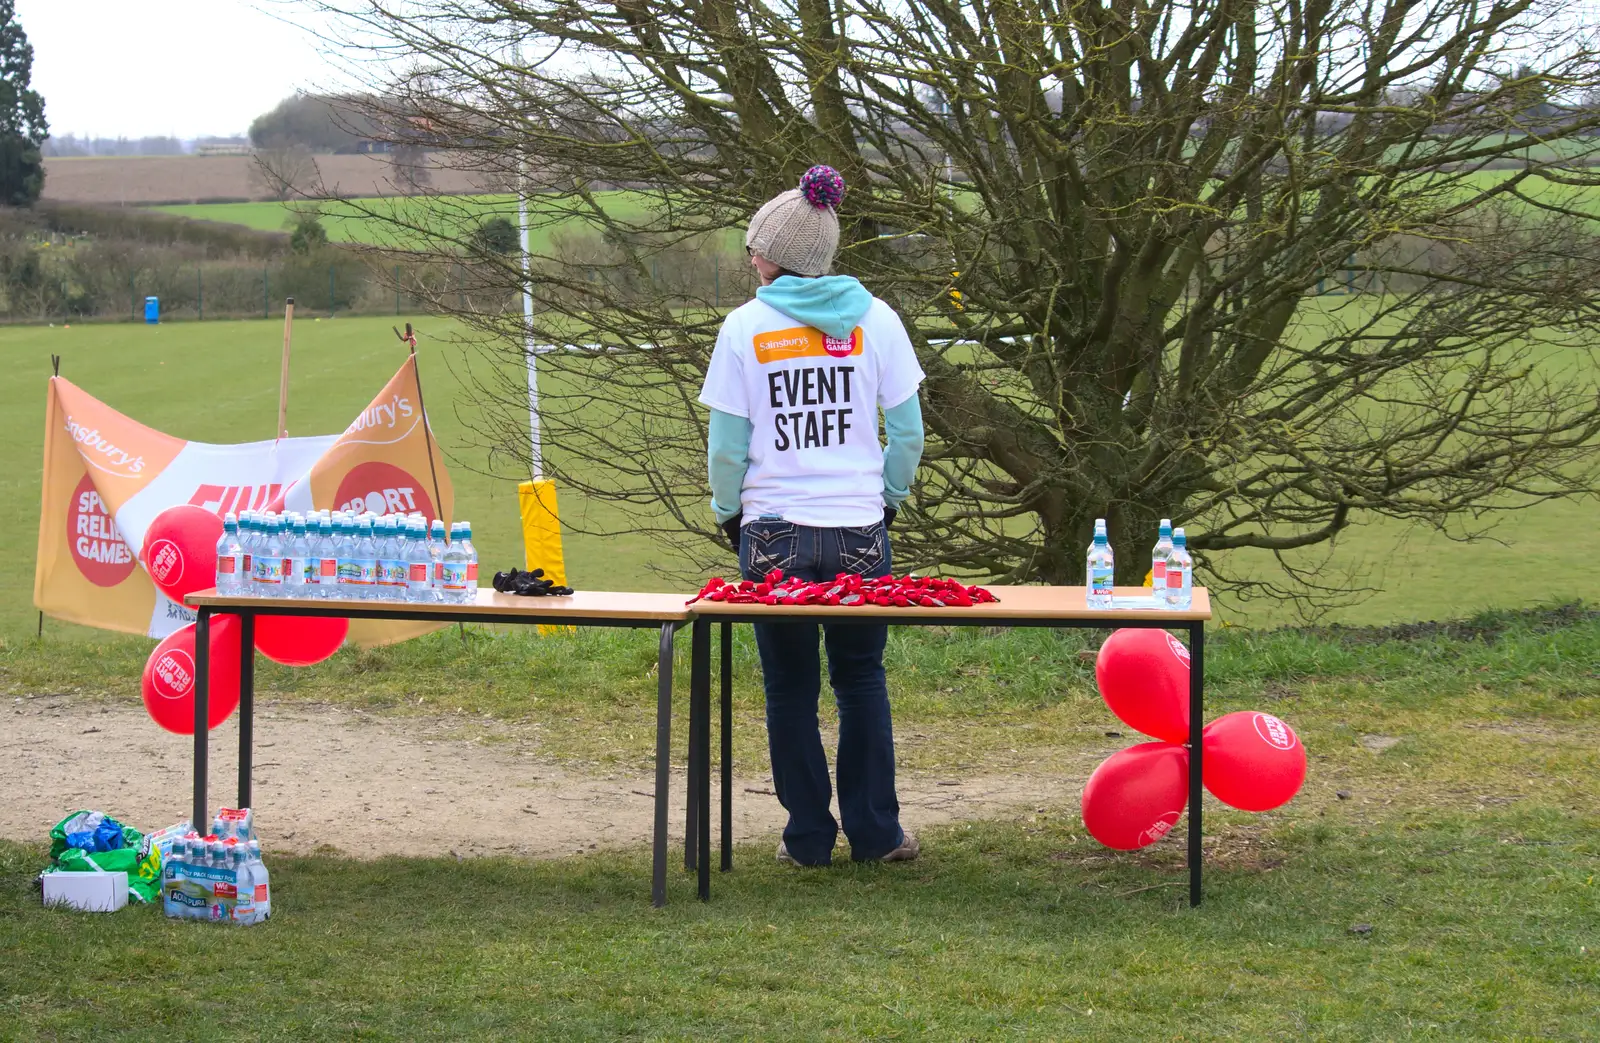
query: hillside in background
41 154 492 206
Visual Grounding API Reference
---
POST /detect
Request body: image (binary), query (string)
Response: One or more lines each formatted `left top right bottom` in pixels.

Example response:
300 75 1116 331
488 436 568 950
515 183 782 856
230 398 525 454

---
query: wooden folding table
683 586 1213 903
185 589 691 906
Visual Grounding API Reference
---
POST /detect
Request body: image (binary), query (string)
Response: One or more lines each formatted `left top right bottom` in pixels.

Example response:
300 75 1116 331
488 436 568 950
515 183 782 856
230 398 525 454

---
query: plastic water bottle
216 513 243 595
237 513 256 595
1150 518 1173 606
428 519 446 597
1086 518 1114 609
459 521 478 600
405 520 432 601
256 518 285 596
370 517 392 601
332 517 353 596
384 517 406 599
283 517 310 598
352 518 379 599
440 523 470 603
393 518 413 599
335 517 355 597
1165 527 1193 609
244 838 271 923
318 517 334 591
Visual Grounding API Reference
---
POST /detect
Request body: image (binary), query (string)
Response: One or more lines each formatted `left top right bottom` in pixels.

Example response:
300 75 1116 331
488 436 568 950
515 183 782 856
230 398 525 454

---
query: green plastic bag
45 811 159 904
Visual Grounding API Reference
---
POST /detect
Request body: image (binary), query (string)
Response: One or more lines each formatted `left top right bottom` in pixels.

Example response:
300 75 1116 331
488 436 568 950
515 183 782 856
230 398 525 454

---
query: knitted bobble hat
745 165 846 276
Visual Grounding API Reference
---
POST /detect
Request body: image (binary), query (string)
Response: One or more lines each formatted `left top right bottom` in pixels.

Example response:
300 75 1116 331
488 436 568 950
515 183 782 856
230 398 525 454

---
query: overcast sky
16 0 350 139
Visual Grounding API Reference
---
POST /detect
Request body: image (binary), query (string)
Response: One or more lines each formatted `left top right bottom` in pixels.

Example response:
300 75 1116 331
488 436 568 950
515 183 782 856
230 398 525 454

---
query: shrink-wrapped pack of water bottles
161 807 272 925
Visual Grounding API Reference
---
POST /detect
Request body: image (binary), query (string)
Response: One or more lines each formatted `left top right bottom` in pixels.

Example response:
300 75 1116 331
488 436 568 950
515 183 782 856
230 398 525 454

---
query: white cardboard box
41 870 129 912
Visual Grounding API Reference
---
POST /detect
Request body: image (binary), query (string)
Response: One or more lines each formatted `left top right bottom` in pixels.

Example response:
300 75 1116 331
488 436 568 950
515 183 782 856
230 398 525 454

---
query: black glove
721 514 743 547
492 567 574 597
883 506 897 528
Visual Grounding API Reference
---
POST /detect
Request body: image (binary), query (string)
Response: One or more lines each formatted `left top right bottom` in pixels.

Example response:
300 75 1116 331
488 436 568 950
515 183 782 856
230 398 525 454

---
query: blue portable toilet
144 296 159 324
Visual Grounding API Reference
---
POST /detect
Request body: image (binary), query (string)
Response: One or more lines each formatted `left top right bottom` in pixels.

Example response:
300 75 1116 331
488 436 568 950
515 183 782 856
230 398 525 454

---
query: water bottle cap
359 519 373 534
1173 528 1186 544
1159 519 1172 535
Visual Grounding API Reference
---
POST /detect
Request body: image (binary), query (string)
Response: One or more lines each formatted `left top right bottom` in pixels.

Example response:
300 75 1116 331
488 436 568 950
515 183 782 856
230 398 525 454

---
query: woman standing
698 166 927 866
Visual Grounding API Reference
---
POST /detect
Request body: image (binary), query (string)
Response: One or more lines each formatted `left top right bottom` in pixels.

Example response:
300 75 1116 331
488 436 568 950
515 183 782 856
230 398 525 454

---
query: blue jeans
740 518 904 864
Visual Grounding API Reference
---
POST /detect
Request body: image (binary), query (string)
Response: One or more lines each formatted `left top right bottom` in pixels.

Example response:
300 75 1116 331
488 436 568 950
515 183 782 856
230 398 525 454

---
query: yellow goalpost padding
518 478 568 586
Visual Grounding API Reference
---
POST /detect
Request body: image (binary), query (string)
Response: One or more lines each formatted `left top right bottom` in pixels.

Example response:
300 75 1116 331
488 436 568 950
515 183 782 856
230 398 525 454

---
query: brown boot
880 832 920 862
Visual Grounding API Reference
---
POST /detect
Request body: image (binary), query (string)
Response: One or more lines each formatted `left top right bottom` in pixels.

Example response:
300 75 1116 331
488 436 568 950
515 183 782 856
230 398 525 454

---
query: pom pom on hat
799 165 846 210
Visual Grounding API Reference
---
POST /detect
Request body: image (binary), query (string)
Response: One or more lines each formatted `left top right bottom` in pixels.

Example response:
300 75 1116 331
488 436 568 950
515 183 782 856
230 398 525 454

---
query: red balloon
1081 741 1190 850
141 505 223 603
1095 628 1191 743
1203 711 1308 812
254 614 348 666
141 616 243 734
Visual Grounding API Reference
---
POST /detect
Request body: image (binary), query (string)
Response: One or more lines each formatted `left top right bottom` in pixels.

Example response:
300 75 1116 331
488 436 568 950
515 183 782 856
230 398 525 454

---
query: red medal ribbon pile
689 569 999 608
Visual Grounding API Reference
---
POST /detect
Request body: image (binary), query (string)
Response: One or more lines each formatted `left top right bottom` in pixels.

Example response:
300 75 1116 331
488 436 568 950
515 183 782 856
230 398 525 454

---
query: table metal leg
684 626 702 873
720 620 733 873
193 609 211 832
237 613 255 809
652 622 675 908
1188 622 1205 908
691 619 712 900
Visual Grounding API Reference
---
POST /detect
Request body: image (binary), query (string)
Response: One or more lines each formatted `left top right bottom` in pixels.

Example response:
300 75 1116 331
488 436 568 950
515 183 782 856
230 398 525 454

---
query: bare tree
323 0 1600 604
249 146 321 202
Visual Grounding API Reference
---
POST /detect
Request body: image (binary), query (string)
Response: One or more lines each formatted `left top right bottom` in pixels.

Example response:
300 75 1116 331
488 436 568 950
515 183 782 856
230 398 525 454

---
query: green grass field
2 607 1596 1038
155 192 659 251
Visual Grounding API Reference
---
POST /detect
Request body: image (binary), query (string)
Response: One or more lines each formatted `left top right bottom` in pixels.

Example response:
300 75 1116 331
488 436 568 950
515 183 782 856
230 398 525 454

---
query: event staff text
768 365 855 451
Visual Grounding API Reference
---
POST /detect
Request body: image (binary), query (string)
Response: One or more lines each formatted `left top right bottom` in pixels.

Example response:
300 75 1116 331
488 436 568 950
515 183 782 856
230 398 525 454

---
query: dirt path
1 697 1076 858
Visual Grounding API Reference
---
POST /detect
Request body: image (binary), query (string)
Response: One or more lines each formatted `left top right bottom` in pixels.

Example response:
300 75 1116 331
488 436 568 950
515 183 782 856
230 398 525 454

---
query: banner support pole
41 352 60 640
277 298 295 440
399 327 460 636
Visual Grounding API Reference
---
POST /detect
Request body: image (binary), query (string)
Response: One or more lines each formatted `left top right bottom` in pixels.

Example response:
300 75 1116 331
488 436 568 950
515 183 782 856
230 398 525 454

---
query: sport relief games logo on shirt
754 327 863 452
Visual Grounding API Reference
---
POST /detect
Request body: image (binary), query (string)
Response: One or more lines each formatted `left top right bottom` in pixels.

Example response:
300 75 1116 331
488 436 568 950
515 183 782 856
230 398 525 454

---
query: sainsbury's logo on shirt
753 326 862 365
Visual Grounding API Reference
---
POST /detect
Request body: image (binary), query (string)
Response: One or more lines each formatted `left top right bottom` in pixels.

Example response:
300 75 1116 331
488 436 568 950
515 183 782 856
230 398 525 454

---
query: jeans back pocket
836 523 888 577
741 521 799 578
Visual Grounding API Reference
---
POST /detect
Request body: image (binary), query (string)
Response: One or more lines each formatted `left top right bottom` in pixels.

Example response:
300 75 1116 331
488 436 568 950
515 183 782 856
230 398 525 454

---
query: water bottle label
466 563 478 582
340 559 376 585
407 563 429 584
1166 570 1182 589
319 558 337 578
256 558 283 585
1089 566 1114 595
217 555 237 576
1152 561 1166 582
283 558 305 584
241 553 252 575
439 563 470 591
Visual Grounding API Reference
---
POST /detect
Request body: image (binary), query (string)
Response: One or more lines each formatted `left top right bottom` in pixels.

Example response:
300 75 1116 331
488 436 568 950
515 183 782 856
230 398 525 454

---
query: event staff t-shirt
699 296 925 527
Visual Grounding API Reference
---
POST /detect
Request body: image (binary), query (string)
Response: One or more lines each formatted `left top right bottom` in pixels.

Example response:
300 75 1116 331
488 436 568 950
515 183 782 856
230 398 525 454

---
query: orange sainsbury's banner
35 357 454 647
